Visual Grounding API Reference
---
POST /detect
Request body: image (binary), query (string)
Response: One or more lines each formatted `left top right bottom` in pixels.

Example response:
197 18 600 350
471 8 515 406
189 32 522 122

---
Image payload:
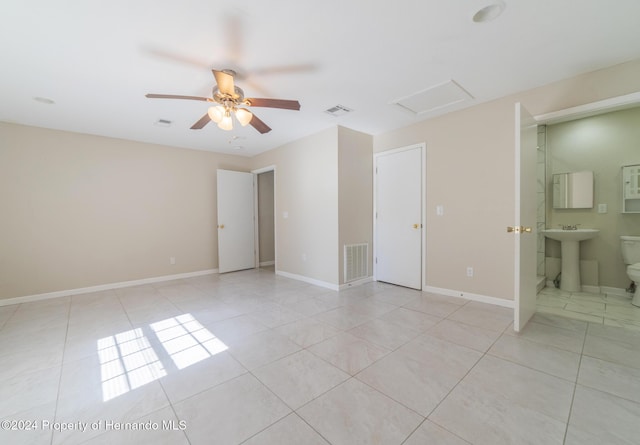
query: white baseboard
275 270 339 291
581 285 602 295
600 286 630 297
423 285 515 309
542 281 629 297
259 261 275 267
339 276 373 291
0 269 218 307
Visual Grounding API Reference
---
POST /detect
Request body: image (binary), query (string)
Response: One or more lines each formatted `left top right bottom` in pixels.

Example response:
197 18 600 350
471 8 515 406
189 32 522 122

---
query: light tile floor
1 269 640 444
537 285 640 330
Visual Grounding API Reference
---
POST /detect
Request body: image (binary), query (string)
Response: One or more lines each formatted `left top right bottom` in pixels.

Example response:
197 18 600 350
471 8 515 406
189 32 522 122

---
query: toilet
620 236 640 307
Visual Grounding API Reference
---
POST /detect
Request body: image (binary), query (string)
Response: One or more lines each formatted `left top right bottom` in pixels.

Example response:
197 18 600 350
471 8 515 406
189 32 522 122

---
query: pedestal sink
541 229 600 292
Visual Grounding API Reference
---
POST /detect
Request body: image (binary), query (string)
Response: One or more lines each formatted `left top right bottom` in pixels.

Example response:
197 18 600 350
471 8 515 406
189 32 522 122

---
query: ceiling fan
146 69 300 134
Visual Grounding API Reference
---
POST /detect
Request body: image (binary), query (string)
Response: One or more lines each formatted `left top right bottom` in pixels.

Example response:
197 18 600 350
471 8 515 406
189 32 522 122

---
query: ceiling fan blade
146 94 211 102
248 113 272 134
212 70 236 97
245 98 301 110
190 113 211 130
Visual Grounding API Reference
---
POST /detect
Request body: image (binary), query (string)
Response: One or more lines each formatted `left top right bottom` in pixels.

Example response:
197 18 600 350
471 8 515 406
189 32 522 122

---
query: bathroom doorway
533 92 640 328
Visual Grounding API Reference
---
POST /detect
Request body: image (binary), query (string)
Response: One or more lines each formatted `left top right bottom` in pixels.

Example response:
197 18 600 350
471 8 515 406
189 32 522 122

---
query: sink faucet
559 224 581 230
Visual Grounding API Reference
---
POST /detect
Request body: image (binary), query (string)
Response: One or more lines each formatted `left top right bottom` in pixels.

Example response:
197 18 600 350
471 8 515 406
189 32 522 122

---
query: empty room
2 1 640 444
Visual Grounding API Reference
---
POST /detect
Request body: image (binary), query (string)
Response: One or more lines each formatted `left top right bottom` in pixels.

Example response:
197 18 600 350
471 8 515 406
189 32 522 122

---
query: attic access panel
392 80 473 115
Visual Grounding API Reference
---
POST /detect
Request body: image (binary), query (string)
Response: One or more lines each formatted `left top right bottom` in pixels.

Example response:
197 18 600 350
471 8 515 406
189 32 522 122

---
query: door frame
252 165 277 272
373 143 427 289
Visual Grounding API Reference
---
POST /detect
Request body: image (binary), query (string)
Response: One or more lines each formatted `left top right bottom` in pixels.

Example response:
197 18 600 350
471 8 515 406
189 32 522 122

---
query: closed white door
513 103 538 332
375 145 423 289
217 169 256 274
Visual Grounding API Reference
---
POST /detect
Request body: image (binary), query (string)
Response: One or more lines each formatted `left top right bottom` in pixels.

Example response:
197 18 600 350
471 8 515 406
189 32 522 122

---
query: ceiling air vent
325 104 353 117
154 119 172 127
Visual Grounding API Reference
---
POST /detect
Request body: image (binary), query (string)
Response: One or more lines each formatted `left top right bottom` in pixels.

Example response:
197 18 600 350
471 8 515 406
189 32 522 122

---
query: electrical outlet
302 253 307 262
466 267 473 277
170 257 176 265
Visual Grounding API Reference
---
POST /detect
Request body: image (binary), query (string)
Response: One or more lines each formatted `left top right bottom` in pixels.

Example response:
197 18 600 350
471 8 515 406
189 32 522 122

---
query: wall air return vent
344 243 368 283
325 104 353 117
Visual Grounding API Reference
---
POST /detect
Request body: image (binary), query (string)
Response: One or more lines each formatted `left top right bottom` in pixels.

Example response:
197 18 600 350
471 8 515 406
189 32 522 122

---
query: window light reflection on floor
150 313 228 369
97 328 166 402
97 313 226 402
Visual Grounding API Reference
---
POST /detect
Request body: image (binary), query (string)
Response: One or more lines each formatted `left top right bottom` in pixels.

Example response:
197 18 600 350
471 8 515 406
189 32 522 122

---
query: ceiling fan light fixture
207 106 225 123
235 108 253 126
217 110 233 131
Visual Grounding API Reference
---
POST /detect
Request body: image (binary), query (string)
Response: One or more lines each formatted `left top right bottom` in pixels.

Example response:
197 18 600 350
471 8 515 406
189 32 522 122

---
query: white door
375 145 424 289
513 103 538 332
217 169 256 274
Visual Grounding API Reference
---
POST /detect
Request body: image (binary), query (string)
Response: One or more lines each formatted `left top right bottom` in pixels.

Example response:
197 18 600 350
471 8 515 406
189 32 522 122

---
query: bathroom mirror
553 171 594 209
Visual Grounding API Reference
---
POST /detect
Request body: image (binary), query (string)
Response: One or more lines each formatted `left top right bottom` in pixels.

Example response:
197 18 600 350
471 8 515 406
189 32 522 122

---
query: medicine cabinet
623 164 640 213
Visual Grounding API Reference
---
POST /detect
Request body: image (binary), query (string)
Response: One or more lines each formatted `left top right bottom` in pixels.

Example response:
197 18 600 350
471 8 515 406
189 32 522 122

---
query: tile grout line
417 323 507 444
238 293 428 444
561 319 589 445
49 297 72 445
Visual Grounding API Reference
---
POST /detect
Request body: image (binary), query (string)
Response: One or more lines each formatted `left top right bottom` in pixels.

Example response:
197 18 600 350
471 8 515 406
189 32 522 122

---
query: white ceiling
2 0 640 157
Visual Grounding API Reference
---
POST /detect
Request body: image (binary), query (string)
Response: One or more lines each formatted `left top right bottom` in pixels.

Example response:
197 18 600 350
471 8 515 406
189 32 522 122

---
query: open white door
374 144 424 290
217 169 256 274
513 103 538 332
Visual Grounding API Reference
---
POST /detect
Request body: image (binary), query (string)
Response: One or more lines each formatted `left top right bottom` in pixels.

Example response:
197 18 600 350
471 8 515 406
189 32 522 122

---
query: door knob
413 223 421 229
218 224 225 229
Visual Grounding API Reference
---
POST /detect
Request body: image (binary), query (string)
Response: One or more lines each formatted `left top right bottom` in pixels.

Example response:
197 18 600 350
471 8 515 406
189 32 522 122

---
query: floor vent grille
344 243 368 283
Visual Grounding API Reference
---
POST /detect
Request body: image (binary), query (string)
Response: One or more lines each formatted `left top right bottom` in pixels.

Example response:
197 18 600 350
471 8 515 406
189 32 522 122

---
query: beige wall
337 127 373 285
546 106 640 288
250 127 340 285
4 58 640 301
374 59 640 301
0 123 249 300
257 170 275 264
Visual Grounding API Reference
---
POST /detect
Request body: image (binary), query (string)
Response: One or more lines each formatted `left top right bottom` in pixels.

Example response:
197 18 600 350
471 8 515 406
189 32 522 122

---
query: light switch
597 203 607 214
283 211 289 219
436 205 444 216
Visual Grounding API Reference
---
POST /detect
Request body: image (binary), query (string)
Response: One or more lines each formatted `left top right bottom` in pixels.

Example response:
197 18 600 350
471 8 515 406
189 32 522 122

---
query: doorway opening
254 167 276 274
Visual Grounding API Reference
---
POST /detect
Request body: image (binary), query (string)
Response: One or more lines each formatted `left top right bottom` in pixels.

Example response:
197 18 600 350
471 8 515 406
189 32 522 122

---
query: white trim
373 142 427 289
581 285 602 295
259 261 275 267
251 165 277 175
543 282 630 298
275 270 339 291
253 172 259 268
0 269 218 307
598 286 629 297
535 91 640 124
339 276 374 290
424 285 515 309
